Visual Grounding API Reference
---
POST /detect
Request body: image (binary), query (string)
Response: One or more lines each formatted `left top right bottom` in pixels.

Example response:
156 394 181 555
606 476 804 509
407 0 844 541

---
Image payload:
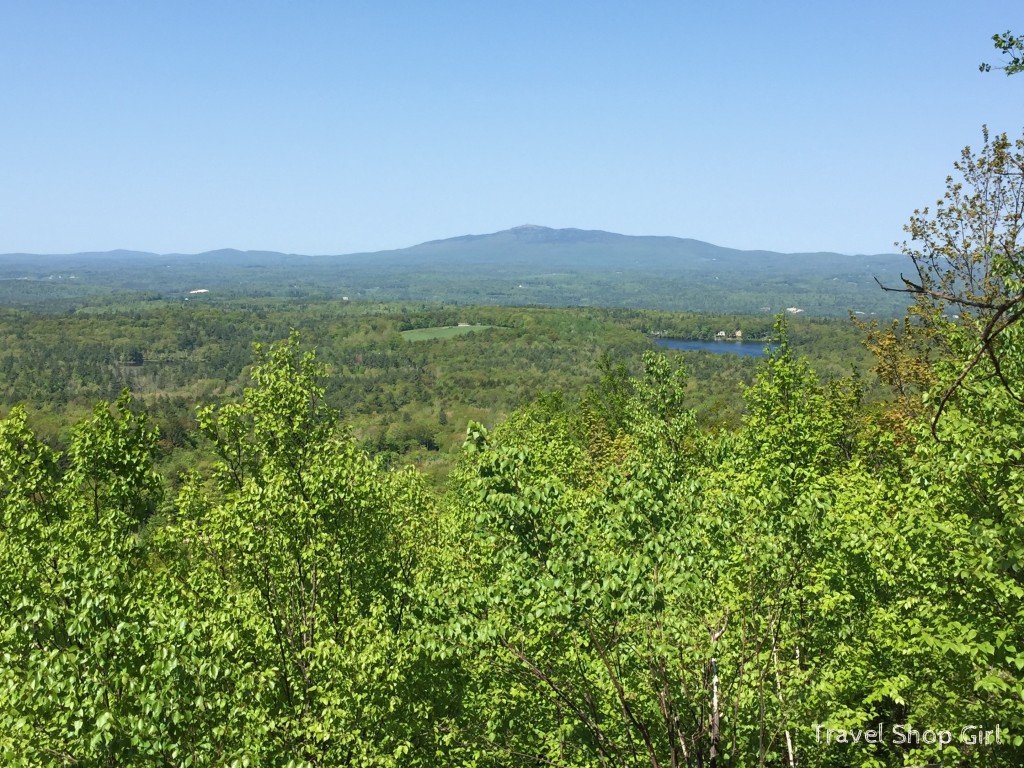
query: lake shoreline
654 338 777 358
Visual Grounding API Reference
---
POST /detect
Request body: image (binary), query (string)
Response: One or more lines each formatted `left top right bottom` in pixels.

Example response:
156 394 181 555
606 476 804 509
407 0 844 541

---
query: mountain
0 227 912 315
349 224 903 272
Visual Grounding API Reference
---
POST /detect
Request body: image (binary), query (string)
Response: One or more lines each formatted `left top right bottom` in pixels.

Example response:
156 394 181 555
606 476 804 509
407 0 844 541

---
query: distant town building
785 306 804 314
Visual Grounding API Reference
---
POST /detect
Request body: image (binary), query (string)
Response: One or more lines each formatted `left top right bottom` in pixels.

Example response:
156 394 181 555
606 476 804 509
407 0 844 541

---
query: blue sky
1 1 1020 255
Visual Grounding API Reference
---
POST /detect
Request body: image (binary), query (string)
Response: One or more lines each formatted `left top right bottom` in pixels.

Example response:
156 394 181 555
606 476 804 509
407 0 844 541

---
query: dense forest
0 301 873 489
2 132 1024 766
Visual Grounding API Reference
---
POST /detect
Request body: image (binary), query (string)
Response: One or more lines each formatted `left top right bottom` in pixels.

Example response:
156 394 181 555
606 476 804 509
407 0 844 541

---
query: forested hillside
0 301 872 488
1 131 1023 766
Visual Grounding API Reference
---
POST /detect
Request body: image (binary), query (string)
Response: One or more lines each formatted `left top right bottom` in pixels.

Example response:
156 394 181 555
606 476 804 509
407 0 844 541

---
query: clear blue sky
1 1 1020 256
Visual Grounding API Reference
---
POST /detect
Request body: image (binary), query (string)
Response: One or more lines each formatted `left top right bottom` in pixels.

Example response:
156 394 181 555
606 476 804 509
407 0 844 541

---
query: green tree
0 392 168 763
179 332 449 765
437 343 879 766
878 127 1024 431
981 31 1024 75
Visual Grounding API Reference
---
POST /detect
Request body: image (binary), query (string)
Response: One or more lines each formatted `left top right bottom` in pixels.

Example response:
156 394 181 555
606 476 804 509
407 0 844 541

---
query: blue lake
654 338 776 357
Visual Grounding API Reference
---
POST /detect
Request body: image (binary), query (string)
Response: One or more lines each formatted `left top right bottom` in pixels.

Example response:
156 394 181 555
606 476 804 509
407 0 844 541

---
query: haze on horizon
1 2 1019 258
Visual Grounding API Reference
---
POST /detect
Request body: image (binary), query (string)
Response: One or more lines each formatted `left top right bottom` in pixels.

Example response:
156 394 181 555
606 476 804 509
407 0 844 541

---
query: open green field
400 324 498 341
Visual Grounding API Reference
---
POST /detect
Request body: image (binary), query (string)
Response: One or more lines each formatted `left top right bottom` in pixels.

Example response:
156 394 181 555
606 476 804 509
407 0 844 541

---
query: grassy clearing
400 324 497 341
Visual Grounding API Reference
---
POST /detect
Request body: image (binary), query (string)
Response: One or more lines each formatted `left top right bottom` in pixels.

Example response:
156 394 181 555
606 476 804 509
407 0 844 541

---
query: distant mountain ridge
0 225 901 262
0 226 912 316
367 224 897 258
